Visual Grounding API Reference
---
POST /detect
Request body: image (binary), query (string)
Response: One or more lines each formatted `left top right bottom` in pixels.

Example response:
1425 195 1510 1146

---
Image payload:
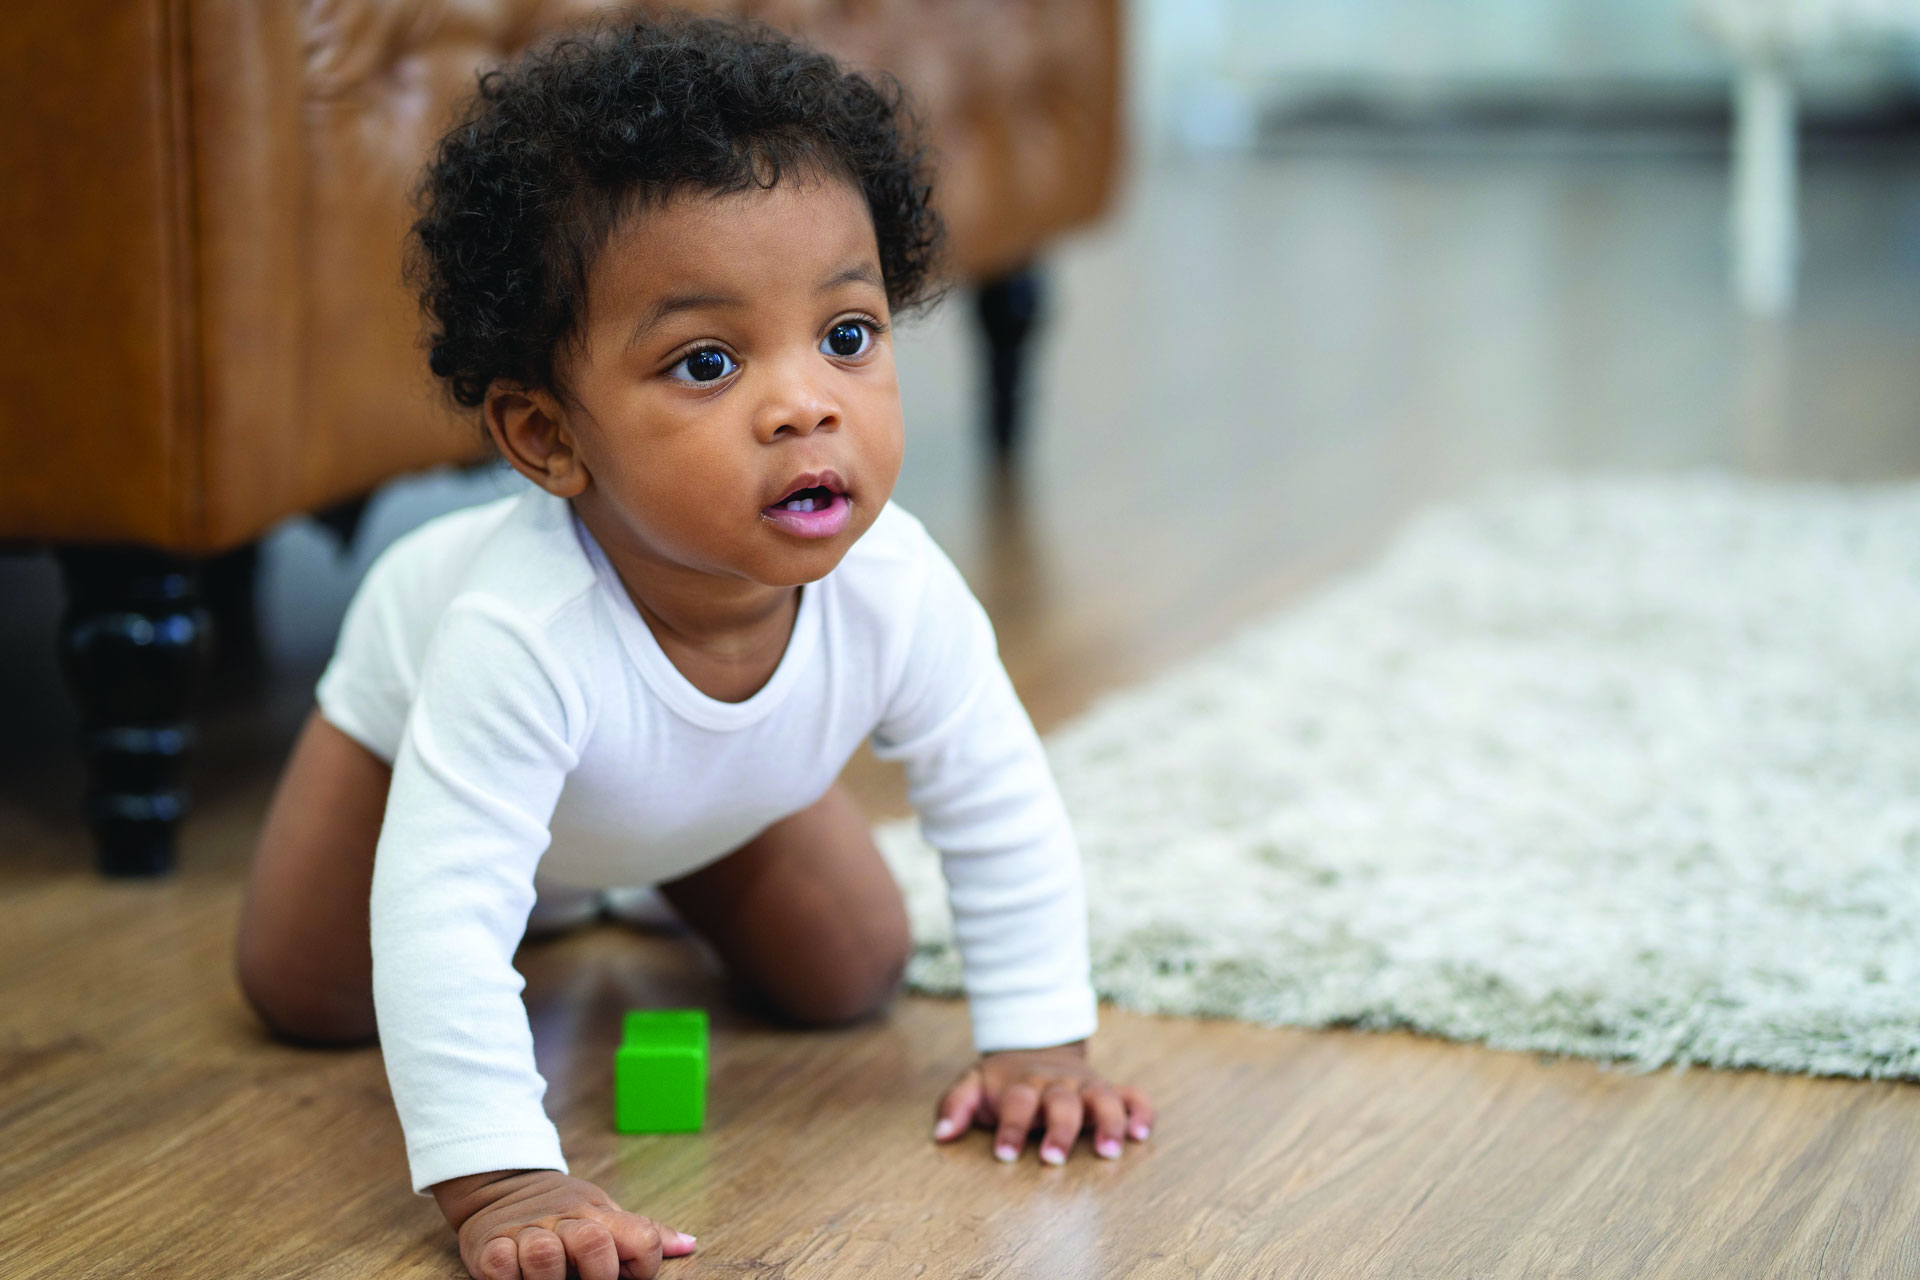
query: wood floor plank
10 862 1920 1278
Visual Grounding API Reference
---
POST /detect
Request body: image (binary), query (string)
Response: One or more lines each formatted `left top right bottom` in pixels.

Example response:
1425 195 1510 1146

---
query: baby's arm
871 537 1155 1163
372 599 696 1275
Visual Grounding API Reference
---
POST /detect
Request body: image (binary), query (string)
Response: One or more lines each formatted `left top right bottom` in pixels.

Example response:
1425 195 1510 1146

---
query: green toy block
615 1009 707 1134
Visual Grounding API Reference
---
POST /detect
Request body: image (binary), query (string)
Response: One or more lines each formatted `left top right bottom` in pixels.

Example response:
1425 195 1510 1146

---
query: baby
234 14 1152 1280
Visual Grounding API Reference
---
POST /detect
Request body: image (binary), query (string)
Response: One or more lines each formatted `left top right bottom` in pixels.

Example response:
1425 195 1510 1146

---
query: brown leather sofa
0 0 1123 875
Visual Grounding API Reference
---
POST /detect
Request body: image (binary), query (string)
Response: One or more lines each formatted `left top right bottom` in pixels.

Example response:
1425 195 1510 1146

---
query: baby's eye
668 347 737 384
821 320 875 359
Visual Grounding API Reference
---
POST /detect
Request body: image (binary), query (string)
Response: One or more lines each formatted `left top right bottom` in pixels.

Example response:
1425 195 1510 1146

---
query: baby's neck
582 510 802 704
632 579 800 704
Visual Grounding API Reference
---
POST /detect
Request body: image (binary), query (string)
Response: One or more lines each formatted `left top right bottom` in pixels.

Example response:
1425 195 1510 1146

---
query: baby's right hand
431 1168 697 1280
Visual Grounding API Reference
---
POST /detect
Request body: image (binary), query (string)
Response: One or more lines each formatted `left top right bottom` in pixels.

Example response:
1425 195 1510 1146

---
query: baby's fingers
480 1225 567 1280
602 1210 694 1279
992 1082 1042 1162
1119 1084 1156 1141
475 1234 523 1280
554 1218 620 1280
1085 1085 1129 1159
1037 1083 1083 1166
934 1067 984 1142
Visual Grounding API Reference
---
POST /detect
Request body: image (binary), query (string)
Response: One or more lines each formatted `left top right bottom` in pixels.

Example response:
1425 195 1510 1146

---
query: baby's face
558 175 905 590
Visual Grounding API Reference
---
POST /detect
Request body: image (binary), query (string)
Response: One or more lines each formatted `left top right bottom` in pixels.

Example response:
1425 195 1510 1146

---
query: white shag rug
875 473 1920 1079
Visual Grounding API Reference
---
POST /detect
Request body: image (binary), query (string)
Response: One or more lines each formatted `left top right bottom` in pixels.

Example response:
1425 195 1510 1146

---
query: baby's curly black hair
407 11 946 411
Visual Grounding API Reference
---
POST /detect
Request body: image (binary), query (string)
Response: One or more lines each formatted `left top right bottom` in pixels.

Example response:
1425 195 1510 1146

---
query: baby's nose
758 380 841 439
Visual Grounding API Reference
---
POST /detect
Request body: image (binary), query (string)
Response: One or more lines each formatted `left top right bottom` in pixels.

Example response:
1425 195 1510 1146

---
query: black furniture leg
313 492 371 552
974 266 1046 459
55 548 213 877
202 542 260 670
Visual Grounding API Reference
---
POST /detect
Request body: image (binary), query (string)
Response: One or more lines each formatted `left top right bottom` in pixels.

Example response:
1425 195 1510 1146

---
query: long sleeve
870 541 1099 1054
369 596 590 1196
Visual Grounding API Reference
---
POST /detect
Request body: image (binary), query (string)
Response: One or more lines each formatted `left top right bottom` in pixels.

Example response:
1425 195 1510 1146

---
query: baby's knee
764 920 912 1028
235 949 377 1047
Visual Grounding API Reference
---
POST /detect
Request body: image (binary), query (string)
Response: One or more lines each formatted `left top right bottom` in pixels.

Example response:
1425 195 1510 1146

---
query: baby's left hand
932 1040 1155 1165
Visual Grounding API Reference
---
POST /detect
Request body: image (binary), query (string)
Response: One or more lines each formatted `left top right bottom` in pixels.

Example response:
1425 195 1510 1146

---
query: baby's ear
483 384 590 498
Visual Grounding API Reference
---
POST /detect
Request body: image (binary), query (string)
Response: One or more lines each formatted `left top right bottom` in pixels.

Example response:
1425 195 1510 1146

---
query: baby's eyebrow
818 261 884 292
627 292 742 350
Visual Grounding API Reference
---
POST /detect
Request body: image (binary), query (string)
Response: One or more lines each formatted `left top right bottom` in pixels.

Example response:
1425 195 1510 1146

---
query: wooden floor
10 144 1920 1277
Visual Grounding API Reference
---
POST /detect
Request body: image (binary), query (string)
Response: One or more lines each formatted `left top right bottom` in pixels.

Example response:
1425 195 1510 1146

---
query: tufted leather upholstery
0 0 1122 553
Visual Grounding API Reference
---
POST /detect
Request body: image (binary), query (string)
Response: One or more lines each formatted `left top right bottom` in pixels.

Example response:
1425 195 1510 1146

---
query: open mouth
762 472 853 539
772 485 839 513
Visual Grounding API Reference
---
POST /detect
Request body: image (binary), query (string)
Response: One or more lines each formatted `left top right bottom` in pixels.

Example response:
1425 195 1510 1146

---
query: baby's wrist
429 1167 547 1227
984 1037 1088 1058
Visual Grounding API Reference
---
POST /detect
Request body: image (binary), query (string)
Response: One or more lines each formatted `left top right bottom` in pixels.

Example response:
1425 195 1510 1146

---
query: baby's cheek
858 407 906 491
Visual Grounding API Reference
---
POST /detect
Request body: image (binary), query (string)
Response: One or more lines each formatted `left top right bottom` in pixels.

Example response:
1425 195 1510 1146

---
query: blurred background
6 0 1920 872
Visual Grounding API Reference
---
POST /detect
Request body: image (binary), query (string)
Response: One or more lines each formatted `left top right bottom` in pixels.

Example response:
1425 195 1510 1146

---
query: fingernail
995 1144 1017 1162
1131 1123 1151 1141
934 1118 957 1140
1040 1146 1065 1166
1097 1138 1122 1159
679 1234 697 1246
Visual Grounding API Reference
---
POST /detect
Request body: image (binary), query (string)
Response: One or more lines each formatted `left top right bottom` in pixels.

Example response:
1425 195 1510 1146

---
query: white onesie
316 485 1098 1195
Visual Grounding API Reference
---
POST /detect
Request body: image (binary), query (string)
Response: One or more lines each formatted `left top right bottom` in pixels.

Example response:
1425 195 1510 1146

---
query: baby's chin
748 509 877 586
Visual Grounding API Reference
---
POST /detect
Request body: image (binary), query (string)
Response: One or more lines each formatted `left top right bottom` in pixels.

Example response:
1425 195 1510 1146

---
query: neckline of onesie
570 510 822 731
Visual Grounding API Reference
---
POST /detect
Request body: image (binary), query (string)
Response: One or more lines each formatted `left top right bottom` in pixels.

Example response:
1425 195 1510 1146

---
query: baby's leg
234 709 390 1045
656 783 913 1029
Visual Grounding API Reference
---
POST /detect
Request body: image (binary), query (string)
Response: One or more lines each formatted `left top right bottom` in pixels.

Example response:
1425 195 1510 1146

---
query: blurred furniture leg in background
1732 56 1797 315
202 542 262 670
1694 0 1920 315
975 267 1046 460
27 497 363 877
55 549 213 877
311 494 372 552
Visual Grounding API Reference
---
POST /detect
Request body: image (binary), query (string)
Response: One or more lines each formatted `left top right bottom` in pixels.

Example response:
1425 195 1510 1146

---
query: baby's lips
766 466 849 507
